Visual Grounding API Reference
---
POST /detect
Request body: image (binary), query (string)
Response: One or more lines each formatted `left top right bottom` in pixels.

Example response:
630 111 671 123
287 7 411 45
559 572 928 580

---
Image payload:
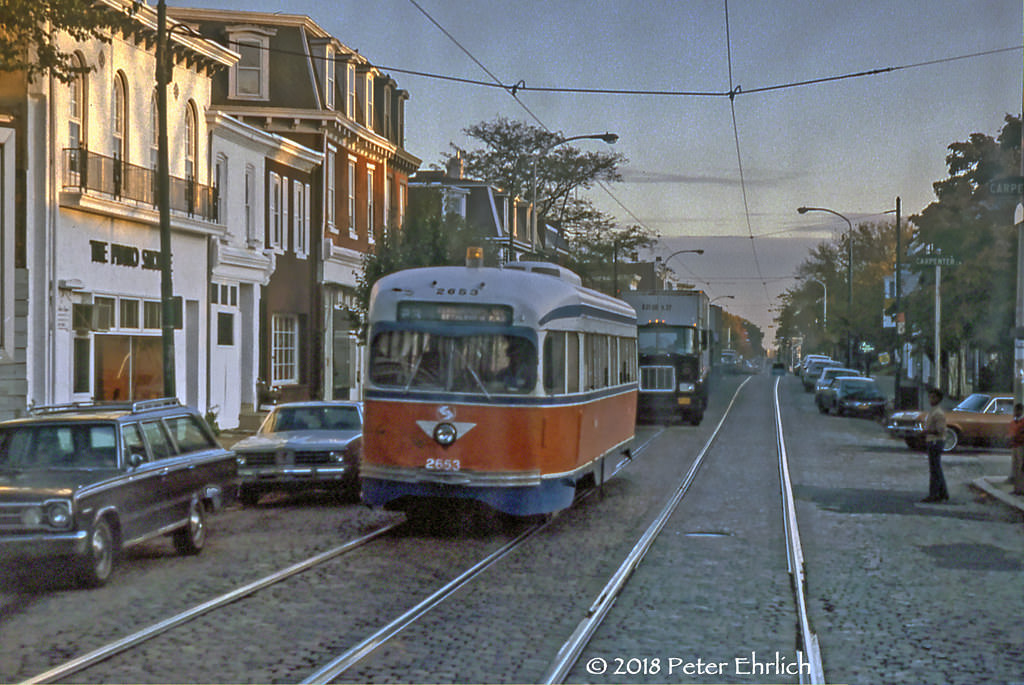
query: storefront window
94 335 163 401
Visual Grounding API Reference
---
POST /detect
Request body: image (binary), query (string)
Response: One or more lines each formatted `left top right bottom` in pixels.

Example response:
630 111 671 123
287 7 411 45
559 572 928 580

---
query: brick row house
0 1 418 425
170 7 420 410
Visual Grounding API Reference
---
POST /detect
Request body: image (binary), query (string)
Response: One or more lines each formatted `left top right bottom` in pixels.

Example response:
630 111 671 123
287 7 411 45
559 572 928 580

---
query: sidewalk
970 475 1024 514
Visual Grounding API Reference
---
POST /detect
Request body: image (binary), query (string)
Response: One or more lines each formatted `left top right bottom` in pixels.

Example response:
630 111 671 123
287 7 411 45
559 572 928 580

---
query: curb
970 476 1024 514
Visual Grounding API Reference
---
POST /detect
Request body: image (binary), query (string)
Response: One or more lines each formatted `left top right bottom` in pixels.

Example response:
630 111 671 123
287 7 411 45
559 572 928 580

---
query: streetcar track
773 377 825 684
537 374 825 684
18 522 402 685
301 429 665 683
541 376 752 683
18 430 663 685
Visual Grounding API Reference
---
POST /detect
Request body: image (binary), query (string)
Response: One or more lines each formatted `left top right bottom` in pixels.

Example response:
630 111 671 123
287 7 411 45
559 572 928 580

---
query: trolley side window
370 330 537 394
544 331 567 394
567 332 580 393
620 336 637 383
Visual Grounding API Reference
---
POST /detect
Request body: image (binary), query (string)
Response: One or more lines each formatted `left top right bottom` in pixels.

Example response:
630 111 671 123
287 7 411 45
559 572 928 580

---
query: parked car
813 367 862 410
232 401 363 506
801 358 842 391
817 376 888 419
887 393 1015 452
0 398 237 587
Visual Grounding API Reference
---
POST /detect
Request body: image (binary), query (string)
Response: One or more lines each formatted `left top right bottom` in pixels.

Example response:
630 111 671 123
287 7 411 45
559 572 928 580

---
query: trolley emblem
438 405 456 421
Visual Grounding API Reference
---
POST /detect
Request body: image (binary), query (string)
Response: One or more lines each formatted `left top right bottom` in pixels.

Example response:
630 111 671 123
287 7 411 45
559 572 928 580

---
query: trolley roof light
466 246 484 267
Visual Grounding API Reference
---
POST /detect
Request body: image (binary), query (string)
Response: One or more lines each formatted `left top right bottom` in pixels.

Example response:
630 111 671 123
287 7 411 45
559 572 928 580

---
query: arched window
112 71 128 197
68 53 88 183
184 100 198 181
112 71 128 163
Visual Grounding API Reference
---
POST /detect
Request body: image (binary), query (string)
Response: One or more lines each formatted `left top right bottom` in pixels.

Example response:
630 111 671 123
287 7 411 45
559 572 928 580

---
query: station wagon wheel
942 427 959 453
173 499 207 555
77 517 115 588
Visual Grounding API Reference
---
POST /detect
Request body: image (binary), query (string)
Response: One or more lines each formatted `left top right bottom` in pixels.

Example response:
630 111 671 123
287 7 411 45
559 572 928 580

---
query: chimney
446 150 463 179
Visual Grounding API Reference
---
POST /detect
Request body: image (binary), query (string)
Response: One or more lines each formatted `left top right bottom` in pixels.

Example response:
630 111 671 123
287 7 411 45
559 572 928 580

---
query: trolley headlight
433 422 458 446
678 382 695 393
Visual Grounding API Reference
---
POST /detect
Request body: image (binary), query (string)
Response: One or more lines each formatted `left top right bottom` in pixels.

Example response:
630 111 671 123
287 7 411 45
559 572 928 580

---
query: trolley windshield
637 325 697 355
370 331 537 394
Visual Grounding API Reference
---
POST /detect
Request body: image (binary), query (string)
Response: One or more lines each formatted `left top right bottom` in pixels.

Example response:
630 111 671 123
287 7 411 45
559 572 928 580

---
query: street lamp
527 132 618 258
797 276 827 327
655 249 704 290
798 205 853 366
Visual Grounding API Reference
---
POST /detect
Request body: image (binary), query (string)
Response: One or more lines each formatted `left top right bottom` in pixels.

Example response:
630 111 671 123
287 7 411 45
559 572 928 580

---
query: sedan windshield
0 424 118 469
264 405 361 433
954 394 991 412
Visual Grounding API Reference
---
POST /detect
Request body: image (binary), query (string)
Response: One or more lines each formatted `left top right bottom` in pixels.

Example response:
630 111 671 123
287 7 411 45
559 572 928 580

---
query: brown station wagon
0 398 237 587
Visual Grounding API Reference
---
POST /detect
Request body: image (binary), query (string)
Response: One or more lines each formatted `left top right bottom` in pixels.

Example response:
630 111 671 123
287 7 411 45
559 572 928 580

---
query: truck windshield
370 331 536 394
638 326 696 355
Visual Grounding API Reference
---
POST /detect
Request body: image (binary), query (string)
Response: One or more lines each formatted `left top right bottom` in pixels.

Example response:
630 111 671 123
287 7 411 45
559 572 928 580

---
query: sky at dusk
169 0 1024 344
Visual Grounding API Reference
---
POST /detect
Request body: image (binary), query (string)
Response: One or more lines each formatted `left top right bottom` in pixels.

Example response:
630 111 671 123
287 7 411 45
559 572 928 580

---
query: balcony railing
63 147 219 222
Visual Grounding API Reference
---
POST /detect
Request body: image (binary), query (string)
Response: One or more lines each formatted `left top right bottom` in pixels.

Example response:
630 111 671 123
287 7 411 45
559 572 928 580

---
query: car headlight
46 501 72 529
433 422 458 446
678 382 695 393
21 501 73 530
329 450 345 462
21 506 43 528
236 455 247 466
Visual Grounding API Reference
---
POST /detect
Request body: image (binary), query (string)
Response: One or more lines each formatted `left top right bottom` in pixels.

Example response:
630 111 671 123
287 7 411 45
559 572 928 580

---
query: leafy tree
0 0 137 84
907 114 1021 377
447 117 655 293
350 189 491 338
450 117 628 241
776 219 904 366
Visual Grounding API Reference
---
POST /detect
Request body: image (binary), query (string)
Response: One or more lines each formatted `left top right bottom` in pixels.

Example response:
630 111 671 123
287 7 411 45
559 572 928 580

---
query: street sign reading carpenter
988 176 1024 195
914 255 960 267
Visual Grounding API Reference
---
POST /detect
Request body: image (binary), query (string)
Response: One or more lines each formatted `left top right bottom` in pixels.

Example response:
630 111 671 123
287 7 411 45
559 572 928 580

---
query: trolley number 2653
425 458 461 471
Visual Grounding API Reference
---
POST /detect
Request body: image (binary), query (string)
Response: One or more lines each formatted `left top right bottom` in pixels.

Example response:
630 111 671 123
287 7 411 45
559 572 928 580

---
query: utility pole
156 0 176 397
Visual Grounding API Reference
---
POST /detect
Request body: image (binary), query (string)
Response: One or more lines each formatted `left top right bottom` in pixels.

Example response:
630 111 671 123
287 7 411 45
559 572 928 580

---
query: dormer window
324 48 335 110
346 62 356 119
227 27 274 101
364 73 373 129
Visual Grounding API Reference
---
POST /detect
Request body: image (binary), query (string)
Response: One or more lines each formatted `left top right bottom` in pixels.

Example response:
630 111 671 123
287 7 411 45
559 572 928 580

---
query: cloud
619 169 805 187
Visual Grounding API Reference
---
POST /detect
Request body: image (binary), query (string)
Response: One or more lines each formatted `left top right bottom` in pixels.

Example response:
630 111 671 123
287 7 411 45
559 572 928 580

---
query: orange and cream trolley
360 254 638 516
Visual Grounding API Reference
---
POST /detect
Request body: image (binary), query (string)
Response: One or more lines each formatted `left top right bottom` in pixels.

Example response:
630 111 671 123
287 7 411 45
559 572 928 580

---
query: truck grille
639 366 675 392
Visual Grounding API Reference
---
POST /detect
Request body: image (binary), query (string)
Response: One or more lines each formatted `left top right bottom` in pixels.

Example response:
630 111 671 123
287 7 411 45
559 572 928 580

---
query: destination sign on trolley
398 301 512 324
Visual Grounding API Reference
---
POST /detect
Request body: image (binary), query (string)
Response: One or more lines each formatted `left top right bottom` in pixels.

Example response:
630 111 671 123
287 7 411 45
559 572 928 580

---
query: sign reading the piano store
90 240 163 270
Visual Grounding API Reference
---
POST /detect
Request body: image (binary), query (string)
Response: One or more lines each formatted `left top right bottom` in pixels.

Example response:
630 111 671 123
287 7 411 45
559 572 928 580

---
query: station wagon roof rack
130 398 183 412
27 397 182 416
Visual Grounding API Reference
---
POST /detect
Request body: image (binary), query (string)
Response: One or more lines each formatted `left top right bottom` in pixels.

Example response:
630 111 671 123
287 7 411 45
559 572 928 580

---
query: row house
0 0 327 428
170 7 421 405
408 154 543 261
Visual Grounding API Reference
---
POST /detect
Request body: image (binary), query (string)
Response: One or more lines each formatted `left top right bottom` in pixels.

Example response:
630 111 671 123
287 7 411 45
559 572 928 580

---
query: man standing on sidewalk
922 388 949 503
1009 403 1024 496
